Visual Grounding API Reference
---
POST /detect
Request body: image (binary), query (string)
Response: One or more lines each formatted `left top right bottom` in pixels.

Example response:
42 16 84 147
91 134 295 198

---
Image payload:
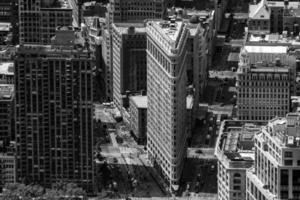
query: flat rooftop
244 45 288 54
113 23 146 35
130 95 147 109
265 113 300 148
0 62 13 75
216 121 264 164
0 84 14 100
250 66 290 73
154 20 184 42
41 0 71 9
0 22 11 32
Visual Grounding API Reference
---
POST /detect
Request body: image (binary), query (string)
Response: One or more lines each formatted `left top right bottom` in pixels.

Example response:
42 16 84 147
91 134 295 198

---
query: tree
1 182 86 200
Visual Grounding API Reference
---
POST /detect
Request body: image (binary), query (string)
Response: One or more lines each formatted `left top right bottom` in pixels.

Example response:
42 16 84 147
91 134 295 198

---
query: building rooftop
244 45 288 54
0 84 14 100
186 95 193 110
147 19 189 55
267 1 300 8
264 113 300 148
41 0 71 9
247 32 300 46
215 120 264 168
250 66 290 73
113 23 146 35
227 52 240 62
249 0 270 20
130 95 147 109
0 62 13 75
0 22 11 32
154 20 184 42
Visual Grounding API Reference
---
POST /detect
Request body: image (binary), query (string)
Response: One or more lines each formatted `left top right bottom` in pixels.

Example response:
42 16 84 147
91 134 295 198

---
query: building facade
215 120 262 200
19 0 73 44
15 27 94 193
0 84 14 151
102 0 168 101
249 0 300 34
248 0 270 34
146 19 189 189
236 49 292 121
129 95 147 144
0 0 16 23
246 113 300 200
112 23 147 108
0 152 16 191
108 0 167 23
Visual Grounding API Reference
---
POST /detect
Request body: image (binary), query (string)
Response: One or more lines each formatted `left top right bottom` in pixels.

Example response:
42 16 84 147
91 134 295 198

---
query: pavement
97 125 167 198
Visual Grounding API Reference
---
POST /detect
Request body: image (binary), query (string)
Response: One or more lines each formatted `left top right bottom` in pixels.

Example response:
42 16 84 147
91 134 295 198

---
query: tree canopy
0 182 86 200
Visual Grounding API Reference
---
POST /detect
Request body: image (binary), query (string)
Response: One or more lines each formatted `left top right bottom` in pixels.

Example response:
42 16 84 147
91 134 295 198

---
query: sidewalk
139 154 170 196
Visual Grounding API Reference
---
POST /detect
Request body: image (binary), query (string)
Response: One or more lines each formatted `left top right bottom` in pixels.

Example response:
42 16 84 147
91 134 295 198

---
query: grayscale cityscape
1 0 300 200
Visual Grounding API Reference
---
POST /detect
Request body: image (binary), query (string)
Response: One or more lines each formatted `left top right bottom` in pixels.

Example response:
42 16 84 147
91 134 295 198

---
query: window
284 151 293 158
233 185 241 190
284 160 293 166
281 169 289 186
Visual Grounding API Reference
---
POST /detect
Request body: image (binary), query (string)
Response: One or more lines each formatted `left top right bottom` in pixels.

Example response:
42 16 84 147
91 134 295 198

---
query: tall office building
0 152 16 190
246 113 300 200
108 0 167 23
236 49 292 121
112 23 147 108
0 84 14 151
102 0 168 100
15 27 94 193
146 19 189 189
0 0 17 22
215 120 262 200
19 0 73 44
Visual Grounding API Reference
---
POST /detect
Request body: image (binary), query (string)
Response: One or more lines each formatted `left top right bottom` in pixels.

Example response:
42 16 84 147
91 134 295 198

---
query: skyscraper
146 19 189 189
246 113 300 200
236 49 292 121
19 0 73 44
102 0 169 100
15 27 94 193
108 0 167 23
112 23 147 108
215 120 262 200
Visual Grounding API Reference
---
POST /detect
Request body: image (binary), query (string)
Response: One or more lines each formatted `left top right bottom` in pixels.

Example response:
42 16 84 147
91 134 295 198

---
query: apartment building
215 120 263 200
146 19 190 190
236 49 292 121
15 27 94 193
19 0 73 44
246 113 300 200
112 23 147 108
